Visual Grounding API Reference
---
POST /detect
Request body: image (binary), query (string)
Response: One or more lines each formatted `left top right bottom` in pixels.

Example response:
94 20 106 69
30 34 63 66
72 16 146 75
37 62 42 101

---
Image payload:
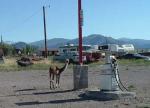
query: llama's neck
59 62 68 74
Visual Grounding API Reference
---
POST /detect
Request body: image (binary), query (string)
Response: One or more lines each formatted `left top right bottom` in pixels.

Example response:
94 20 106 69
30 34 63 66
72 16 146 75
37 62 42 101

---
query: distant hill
30 34 126 49
13 42 27 49
30 38 70 48
13 34 150 49
68 34 125 45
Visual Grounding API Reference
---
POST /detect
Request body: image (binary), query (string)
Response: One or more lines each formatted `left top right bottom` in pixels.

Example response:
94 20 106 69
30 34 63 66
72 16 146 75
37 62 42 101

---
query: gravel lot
0 65 150 108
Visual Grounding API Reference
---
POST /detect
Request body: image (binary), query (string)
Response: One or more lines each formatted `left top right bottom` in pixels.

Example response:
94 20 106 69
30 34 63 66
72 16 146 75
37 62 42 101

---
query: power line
22 8 42 24
3 8 42 36
3 7 42 35
3 0 51 35
2 0 52 43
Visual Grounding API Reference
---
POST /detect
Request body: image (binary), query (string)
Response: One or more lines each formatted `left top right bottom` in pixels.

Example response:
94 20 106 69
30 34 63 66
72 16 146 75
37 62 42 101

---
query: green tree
22 45 37 55
1 44 11 56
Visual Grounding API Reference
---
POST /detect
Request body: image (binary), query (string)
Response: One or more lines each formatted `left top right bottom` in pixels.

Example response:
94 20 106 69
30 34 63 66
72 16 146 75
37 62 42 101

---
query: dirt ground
0 65 150 108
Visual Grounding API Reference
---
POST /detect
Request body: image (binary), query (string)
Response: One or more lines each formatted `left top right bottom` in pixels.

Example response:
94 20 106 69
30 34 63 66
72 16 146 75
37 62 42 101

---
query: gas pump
84 44 135 100
99 45 127 91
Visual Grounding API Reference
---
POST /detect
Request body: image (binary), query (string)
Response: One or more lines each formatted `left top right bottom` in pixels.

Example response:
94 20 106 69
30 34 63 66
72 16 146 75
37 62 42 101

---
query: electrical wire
3 8 42 35
3 0 51 35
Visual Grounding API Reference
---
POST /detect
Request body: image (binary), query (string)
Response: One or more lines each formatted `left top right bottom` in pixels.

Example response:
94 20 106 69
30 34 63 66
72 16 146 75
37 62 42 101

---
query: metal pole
43 6 48 58
78 0 83 64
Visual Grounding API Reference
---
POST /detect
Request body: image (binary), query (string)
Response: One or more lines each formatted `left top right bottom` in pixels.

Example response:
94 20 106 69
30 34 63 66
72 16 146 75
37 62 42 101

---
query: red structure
78 0 83 64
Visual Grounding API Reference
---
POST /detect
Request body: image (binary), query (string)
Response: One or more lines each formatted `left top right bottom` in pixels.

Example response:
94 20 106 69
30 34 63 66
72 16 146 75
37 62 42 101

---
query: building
0 48 4 63
0 48 3 58
39 48 58 56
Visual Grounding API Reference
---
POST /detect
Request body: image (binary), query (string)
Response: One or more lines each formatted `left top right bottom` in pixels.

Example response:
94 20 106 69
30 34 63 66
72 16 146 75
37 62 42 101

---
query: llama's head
66 59 69 64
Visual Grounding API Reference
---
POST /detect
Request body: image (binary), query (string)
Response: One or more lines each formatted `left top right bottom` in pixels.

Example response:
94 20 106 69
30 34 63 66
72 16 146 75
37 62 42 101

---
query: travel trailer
98 44 135 56
121 44 135 52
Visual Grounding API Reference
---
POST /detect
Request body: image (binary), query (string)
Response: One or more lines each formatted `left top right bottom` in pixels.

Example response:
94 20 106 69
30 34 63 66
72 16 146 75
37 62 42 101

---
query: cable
116 66 128 91
111 64 124 91
3 0 51 35
3 8 42 35
22 8 42 24
112 62 128 91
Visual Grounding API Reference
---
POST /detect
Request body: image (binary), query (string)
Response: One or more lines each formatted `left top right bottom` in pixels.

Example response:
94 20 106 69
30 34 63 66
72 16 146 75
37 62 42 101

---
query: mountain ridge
14 34 150 49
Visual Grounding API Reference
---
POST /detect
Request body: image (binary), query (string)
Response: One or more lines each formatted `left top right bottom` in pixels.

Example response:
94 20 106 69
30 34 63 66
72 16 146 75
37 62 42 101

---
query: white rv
121 44 135 52
99 44 134 52
98 44 135 56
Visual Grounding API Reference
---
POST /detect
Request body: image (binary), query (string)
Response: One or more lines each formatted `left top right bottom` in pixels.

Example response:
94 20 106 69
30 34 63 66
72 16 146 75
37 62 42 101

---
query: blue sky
1 0 150 42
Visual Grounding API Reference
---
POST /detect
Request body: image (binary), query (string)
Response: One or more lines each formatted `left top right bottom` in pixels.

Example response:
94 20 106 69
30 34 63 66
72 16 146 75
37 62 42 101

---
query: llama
49 59 69 89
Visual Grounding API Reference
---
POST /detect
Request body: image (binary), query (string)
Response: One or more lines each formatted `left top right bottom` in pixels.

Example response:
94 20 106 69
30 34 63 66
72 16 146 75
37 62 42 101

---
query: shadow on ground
15 93 112 106
33 89 75 95
15 88 36 92
15 98 87 106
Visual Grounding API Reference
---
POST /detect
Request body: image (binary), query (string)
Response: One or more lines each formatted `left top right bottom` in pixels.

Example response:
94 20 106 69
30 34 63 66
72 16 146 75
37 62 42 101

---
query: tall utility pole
78 0 83 64
43 6 48 58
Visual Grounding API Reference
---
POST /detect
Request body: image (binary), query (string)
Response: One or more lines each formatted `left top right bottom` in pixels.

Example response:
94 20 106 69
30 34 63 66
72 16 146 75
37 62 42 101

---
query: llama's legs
57 75 60 88
51 74 55 89
49 72 55 89
49 72 52 89
50 81 53 89
56 75 58 88
55 75 60 88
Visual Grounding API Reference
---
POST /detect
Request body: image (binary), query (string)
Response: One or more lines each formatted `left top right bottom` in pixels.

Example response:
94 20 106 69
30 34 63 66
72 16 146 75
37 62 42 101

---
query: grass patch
136 104 150 108
118 59 150 66
0 57 69 72
127 84 136 91
0 57 150 72
88 60 105 67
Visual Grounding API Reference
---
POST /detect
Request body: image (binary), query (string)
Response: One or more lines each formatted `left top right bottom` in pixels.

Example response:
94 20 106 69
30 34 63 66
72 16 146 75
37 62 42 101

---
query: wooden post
43 6 48 58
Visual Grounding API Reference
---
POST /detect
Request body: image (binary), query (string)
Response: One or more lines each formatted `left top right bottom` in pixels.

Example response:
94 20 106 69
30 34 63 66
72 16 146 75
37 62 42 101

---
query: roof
59 44 92 48
39 48 58 52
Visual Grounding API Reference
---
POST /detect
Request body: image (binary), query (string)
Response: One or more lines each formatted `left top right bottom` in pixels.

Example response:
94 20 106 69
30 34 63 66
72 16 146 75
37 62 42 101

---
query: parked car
117 53 150 61
83 52 102 62
54 52 87 63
